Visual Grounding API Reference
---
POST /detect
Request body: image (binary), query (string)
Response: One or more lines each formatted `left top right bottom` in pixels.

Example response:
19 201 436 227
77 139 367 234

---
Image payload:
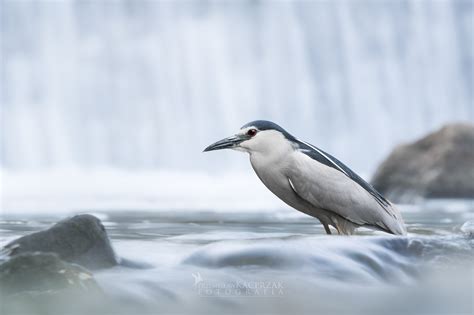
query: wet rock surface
0 252 101 296
0 252 105 314
3 214 118 270
371 123 474 202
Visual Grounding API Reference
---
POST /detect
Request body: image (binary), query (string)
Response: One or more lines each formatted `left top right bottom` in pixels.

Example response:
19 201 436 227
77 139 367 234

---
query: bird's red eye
247 129 257 137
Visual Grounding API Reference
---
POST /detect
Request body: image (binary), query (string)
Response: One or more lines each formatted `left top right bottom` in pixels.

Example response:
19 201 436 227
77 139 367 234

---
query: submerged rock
0 252 101 296
3 214 117 269
371 123 474 202
0 252 105 314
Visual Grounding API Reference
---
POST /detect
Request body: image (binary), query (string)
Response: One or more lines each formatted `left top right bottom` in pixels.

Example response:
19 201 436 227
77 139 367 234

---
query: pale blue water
1 2 473 313
1 200 472 315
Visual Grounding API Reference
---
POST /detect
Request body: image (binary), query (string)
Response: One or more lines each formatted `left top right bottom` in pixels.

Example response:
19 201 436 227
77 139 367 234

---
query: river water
1 199 472 315
2 1 473 313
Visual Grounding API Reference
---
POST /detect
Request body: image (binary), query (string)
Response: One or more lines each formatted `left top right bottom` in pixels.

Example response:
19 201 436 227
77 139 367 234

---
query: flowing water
2 0 473 173
0 199 473 314
1 1 473 314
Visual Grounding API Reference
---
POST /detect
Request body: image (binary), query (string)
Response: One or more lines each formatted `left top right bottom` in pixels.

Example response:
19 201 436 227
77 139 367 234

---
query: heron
204 120 406 236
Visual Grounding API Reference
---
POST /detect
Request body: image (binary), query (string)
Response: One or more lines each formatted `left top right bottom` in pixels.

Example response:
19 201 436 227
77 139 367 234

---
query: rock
371 123 474 202
0 252 105 314
3 214 118 269
0 252 101 296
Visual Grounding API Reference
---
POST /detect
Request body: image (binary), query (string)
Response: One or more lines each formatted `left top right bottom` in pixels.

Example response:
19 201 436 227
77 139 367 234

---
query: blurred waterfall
1 0 473 173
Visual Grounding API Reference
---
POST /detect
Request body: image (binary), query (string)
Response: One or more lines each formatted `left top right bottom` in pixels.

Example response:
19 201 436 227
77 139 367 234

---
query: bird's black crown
241 120 297 141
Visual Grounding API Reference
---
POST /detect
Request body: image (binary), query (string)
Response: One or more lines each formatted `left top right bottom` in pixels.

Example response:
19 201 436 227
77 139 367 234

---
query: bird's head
203 120 297 155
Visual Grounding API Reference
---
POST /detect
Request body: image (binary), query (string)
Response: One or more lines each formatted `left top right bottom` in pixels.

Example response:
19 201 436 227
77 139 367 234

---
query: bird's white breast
248 142 307 211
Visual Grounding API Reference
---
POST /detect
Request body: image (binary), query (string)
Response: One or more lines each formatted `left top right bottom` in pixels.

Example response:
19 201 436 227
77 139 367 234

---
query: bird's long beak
203 135 246 152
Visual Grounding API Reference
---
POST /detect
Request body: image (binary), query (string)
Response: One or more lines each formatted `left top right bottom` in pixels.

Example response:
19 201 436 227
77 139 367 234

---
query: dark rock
371 123 474 202
3 214 117 269
0 252 101 296
0 252 106 314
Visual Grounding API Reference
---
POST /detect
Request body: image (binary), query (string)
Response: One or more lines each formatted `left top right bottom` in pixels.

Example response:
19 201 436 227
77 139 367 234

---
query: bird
203 120 406 236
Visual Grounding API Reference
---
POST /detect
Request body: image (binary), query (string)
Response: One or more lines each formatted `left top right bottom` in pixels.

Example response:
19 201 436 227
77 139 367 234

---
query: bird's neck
249 142 294 172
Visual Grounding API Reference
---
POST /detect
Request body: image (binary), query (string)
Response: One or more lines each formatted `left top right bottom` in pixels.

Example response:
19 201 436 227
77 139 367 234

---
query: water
1 1 473 313
2 0 473 173
1 201 473 314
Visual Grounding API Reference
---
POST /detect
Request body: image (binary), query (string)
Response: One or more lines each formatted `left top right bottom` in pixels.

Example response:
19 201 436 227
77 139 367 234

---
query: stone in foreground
0 252 105 314
0 252 101 296
3 214 117 269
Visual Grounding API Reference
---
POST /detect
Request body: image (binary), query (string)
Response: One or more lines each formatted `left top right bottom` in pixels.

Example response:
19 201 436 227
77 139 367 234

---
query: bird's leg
333 220 343 235
323 223 332 235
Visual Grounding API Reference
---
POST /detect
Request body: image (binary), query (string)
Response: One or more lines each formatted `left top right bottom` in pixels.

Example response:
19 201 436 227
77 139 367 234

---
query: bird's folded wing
296 140 399 219
287 152 397 229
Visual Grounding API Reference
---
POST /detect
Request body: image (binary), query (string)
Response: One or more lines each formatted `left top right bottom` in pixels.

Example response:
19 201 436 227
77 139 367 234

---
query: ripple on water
460 220 474 237
182 235 473 284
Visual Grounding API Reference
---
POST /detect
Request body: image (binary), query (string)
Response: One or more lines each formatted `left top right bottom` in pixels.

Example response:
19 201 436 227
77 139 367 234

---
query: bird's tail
383 203 407 235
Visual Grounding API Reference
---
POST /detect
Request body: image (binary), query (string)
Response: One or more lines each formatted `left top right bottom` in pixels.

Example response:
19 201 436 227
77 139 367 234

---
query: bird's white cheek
239 139 256 151
233 146 248 153
232 139 254 153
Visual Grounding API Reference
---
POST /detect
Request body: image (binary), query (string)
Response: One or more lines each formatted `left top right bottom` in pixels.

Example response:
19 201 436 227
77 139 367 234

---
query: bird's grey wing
287 150 406 235
296 140 397 218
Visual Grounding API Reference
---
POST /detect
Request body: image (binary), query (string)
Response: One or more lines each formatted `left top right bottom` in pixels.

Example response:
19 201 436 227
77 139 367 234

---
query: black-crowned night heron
204 120 406 236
